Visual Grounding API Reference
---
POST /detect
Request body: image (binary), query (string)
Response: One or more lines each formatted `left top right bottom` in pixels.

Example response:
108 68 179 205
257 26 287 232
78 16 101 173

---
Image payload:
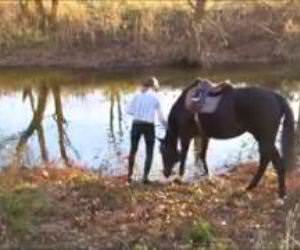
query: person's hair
141 77 160 90
142 77 155 88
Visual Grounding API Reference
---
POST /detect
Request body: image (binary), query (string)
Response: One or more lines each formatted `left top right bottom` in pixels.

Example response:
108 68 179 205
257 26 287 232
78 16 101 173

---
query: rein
194 113 203 135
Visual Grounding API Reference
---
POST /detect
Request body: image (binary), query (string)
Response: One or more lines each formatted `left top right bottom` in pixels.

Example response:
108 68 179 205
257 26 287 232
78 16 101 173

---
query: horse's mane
168 81 198 121
175 81 199 104
166 81 198 140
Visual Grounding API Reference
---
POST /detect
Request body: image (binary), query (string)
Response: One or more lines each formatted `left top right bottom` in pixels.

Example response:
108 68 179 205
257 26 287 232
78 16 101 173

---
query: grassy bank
0 0 300 69
0 163 300 249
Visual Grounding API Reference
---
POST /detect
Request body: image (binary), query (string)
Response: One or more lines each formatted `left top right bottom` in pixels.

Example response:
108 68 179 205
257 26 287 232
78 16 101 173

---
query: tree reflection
109 91 116 143
295 91 300 159
16 86 49 162
100 84 125 171
52 85 70 166
24 87 49 161
106 85 124 146
16 85 78 166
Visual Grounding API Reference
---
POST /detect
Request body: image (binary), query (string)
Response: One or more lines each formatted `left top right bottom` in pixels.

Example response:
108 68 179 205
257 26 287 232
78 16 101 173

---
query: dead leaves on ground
0 163 300 249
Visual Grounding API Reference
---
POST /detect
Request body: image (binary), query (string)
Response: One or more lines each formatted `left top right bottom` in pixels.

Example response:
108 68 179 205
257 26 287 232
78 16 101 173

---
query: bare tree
18 0 60 30
19 0 33 21
188 0 207 21
49 0 59 26
186 0 208 66
34 0 47 30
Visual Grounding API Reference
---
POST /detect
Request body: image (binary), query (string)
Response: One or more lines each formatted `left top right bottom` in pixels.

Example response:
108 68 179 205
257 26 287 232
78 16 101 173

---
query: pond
0 65 299 181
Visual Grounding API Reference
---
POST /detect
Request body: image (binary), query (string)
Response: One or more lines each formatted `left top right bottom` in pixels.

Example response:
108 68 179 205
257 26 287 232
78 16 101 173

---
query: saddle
185 79 233 114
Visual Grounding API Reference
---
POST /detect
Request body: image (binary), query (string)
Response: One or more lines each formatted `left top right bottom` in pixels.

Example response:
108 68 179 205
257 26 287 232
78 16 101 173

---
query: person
126 77 166 183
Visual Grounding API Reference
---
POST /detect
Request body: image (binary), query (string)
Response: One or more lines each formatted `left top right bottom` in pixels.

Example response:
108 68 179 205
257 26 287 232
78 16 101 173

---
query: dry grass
0 0 300 68
281 203 300 250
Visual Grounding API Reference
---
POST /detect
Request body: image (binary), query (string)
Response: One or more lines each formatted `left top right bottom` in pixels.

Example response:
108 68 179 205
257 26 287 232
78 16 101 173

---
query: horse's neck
166 127 178 147
165 83 196 146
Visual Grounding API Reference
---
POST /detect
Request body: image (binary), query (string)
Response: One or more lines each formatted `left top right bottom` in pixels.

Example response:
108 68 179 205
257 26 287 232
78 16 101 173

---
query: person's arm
157 100 167 128
126 95 137 116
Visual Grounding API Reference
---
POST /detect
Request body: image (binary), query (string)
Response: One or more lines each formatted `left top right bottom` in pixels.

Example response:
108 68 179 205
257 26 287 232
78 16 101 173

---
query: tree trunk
34 0 47 31
49 0 59 28
186 0 208 66
19 0 32 21
188 0 207 21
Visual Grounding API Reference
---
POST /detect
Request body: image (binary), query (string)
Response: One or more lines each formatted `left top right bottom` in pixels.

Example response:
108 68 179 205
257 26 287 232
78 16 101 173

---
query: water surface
0 65 299 180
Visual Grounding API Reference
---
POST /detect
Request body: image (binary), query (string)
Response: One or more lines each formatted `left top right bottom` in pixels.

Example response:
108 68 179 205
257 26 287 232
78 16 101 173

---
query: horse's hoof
173 177 183 185
202 171 209 176
142 178 152 185
245 185 254 192
231 189 247 199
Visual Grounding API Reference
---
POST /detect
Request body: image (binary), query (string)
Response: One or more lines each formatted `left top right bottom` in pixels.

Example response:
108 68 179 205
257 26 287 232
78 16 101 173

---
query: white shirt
127 89 166 125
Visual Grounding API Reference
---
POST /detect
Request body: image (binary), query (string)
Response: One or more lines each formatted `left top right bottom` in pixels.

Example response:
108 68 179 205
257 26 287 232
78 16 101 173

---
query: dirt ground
0 163 299 250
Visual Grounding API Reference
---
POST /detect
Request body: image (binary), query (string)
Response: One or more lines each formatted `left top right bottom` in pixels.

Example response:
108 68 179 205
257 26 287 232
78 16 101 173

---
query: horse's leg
179 137 191 177
200 136 209 175
246 141 272 191
271 147 286 198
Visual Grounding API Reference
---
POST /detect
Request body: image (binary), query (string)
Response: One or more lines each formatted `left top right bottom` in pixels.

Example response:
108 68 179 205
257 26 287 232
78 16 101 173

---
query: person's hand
162 120 168 129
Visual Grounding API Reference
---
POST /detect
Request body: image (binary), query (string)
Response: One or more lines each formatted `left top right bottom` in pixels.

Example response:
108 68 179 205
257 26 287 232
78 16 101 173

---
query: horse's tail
278 95 295 171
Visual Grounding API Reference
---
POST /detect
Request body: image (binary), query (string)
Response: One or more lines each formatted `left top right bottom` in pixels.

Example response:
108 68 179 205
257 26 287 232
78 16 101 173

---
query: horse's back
199 88 244 138
199 86 283 139
233 87 283 137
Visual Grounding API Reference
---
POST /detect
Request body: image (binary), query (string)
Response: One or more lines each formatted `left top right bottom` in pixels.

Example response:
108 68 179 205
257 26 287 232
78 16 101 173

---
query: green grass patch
186 219 237 249
187 219 216 247
0 185 51 237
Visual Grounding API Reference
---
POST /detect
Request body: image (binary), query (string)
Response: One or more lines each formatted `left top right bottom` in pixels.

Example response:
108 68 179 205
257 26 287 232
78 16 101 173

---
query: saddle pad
200 95 222 114
185 86 223 114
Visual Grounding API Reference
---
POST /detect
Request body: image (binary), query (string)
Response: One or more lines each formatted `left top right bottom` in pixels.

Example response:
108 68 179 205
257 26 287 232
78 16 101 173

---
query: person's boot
142 176 151 184
127 158 134 184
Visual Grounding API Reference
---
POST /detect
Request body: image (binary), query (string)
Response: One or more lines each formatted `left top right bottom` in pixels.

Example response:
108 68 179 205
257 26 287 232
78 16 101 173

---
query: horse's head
159 137 181 178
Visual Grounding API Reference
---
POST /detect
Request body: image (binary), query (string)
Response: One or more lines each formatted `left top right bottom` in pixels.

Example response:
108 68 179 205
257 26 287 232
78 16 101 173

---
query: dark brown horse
159 80 295 198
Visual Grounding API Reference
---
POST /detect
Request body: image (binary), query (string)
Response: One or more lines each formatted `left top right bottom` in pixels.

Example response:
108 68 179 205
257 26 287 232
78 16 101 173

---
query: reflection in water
99 84 126 175
52 85 70 166
23 87 35 110
16 86 49 164
106 86 124 137
108 90 123 144
15 85 79 167
295 92 300 158
0 66 299 178
23 87 48 161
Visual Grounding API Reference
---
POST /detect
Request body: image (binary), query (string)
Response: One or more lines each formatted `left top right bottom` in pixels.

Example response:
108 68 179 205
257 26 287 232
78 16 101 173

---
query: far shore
0 47 297 71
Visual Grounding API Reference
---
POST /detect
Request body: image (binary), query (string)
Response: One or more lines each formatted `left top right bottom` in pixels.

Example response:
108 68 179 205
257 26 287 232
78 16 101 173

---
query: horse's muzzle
163 169 175 178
